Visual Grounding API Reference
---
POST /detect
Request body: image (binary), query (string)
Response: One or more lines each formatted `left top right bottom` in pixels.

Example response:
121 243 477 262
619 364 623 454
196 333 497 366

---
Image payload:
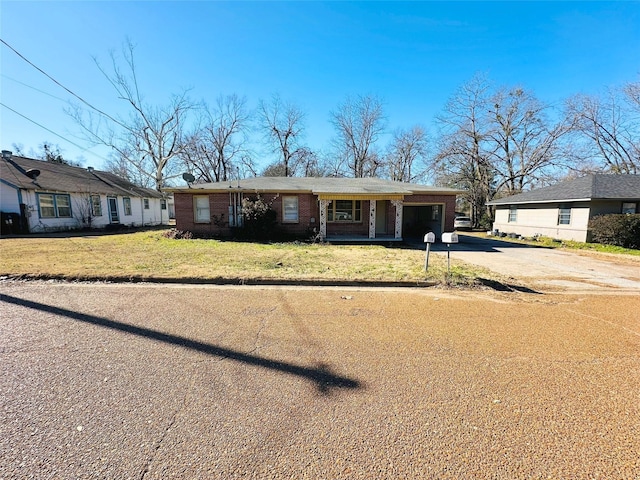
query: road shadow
0 293 362 395
476 278 541 294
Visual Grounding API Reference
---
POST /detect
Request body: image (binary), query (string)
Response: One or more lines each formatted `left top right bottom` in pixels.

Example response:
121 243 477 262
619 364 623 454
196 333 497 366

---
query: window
558 206 571 225
161 199 167 210
622 202 637 214
37 193 72 218
144 198 150 210
282 196 299 223
194 195 210 223
328 200 361 222
123 197 132 216
508 206 517 223
90 195 102 216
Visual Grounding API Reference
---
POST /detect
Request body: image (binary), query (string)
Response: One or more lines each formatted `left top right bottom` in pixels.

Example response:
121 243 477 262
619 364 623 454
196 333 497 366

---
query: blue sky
1 1 639 172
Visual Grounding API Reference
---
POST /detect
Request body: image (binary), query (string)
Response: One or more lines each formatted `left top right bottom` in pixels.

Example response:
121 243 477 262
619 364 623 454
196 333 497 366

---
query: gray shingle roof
487 174 640 205
1 155 162 198
168 176 462 195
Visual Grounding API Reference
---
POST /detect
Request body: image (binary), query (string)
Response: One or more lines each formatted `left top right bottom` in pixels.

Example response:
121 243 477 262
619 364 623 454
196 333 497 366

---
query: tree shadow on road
476 278 541 294
1 293 363 396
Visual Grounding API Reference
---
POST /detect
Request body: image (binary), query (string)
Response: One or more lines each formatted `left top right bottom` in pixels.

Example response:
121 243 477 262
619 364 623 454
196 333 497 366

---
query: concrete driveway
1 281 639 479
428 234 640 292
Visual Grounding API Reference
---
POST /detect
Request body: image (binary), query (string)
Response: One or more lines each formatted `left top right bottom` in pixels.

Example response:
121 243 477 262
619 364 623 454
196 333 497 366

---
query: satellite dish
26 169 41 180
182 172 195 183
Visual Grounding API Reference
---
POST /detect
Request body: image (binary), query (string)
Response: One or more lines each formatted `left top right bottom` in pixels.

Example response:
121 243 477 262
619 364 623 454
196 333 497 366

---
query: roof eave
488 197 592 206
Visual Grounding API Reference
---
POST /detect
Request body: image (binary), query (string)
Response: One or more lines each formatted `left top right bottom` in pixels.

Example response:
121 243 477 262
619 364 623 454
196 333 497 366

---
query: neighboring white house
487 174 640 242
1 151 170 234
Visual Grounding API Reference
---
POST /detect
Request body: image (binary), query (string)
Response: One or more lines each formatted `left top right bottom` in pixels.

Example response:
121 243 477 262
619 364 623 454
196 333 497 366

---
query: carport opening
403 205 443 240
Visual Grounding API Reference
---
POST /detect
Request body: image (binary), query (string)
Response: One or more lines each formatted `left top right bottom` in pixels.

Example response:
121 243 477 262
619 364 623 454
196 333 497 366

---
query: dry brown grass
0 230 491 284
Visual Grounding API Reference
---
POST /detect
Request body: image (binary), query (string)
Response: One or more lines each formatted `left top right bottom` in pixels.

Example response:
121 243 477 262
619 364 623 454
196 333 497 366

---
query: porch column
391 199 403 239
368 200 376 239
319 199 329 239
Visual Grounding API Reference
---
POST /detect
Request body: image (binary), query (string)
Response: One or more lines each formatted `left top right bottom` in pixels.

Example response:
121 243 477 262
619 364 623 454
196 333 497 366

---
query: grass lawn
0 230 492 285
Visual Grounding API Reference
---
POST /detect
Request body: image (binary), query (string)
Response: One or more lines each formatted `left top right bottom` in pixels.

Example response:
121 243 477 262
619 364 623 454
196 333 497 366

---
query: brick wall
175 192 458 238
175 192 320 238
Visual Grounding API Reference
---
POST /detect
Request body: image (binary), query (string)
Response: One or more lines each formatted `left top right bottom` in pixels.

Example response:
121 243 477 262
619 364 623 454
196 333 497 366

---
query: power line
0 38 128 130
1 102 112 164
1 74 68 102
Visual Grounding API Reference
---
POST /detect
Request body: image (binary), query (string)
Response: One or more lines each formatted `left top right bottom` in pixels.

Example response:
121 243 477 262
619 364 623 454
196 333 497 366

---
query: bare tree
487 87 569 194
433 74 494 227
330 94 386 178
623 80 640 110
70 40 194 190
103 150 153 188
385 126 428 182
564 87 639 174
12 142 81 166
180 94 251 182
258 94 309 177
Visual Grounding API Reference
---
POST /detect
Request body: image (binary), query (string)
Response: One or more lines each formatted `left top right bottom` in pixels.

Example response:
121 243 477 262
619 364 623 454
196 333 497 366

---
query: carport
403 204 444 240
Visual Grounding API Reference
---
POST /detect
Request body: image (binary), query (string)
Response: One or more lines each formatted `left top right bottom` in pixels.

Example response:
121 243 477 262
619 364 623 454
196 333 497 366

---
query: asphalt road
1 281 639 479
428 234 640 292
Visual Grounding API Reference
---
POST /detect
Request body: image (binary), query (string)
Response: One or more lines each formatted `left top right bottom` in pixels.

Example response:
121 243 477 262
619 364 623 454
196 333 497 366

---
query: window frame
161 199 167 210
558 206 572 225
194 195 211 223
282 196 299 223
37 193 72 218
143 198 150 210
431 205 440 221
327 200 362 223
90 195 102 216
123 197 132 216
622 202 637 214
508 205 517 223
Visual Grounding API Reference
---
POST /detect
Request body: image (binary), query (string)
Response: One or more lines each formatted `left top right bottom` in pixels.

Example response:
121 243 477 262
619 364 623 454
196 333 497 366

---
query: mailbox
424 232 436 243
442 232 459 244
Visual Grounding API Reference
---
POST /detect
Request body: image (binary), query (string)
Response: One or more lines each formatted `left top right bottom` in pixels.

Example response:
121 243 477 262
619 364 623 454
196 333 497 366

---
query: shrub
162 228 193 240
589 214 640 249
239 194 279 240
478 212 493 231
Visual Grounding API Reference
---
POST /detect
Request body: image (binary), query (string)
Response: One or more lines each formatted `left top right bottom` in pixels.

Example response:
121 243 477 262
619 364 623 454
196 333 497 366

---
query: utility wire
0 38 128 130
1 74 68 102
1 102 112 164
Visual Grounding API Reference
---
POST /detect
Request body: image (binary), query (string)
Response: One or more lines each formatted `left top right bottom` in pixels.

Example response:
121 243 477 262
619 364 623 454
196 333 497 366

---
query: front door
108 197 119 223
375 200 387 235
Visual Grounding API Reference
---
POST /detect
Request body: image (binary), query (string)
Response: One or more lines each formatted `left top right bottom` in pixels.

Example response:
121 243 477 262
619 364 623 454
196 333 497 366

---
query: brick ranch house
167 177 463 241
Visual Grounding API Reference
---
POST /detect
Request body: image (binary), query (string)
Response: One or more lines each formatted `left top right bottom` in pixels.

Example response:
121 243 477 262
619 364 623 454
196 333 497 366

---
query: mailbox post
441 232 459 275
424 232 436 271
